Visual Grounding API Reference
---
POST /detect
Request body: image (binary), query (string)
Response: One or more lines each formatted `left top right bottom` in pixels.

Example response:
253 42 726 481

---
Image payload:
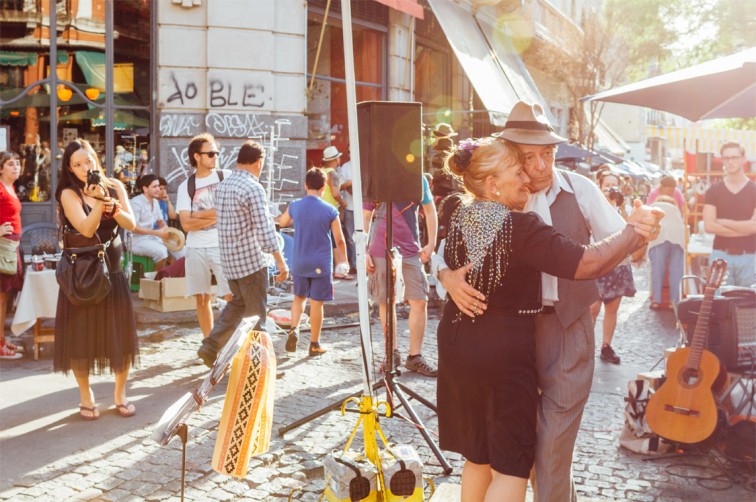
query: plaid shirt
215 169 280 280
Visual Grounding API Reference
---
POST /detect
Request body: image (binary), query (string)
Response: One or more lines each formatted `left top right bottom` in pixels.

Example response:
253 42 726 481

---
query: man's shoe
285 329 299 353
404 354 437 377
600 345 621 364
308 342 327 357
197 344 217 368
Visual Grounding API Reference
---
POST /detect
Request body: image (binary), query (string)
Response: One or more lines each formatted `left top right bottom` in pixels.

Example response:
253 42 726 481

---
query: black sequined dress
437 203 583 478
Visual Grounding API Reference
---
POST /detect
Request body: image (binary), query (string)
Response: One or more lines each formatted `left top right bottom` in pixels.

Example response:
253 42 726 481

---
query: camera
606 187 624 206
86 169 102 187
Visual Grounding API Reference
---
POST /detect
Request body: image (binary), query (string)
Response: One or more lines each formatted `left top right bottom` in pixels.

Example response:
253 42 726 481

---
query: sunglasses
199 151 219 158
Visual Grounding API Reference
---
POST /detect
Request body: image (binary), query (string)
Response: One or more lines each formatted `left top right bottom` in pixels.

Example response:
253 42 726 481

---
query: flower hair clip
453 138 482 171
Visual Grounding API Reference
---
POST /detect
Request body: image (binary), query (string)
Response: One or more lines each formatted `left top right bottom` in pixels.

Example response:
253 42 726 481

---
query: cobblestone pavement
1 265 753 501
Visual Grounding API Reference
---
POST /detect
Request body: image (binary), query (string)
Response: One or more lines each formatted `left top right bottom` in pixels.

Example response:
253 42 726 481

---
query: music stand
152 316 259 500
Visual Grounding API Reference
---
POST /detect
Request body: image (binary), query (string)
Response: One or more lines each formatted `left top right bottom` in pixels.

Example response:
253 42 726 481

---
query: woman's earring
495 191 501 196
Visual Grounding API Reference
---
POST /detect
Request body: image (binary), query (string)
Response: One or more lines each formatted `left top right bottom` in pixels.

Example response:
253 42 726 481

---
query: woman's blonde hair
444 138 523 199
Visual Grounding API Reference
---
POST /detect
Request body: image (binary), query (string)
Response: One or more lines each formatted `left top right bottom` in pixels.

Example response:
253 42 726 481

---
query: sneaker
5 339 23 353
308 342 327 357
381 349 402 373
197 344 217 368
0 341 22 360
404 354 437 377
600 345 621 364
285 329 299 353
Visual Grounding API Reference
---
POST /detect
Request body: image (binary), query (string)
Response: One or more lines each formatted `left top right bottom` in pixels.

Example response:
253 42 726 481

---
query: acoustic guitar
646 259 727 444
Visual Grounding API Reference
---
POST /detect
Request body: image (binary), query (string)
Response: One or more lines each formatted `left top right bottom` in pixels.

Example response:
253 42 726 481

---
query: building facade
2 0 583 227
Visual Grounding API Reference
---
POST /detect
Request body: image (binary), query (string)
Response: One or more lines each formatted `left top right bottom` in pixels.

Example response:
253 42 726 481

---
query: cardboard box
139 277 196 312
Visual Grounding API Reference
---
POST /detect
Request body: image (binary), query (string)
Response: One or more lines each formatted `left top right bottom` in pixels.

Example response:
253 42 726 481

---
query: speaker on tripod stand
358 101 423 203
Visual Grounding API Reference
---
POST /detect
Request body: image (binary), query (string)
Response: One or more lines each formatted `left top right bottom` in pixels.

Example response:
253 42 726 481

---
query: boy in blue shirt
277 168 349 356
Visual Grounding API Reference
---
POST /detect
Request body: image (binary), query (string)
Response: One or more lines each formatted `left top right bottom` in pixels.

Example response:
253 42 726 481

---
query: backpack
187 170 225 204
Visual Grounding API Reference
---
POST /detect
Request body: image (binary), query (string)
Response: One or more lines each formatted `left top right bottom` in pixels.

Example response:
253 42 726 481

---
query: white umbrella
583 47 756 121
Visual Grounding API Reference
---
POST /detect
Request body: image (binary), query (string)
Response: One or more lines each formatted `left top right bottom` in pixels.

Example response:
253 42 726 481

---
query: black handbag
56 227 116 306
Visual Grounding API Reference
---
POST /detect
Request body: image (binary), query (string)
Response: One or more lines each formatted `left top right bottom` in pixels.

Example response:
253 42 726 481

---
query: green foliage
674 0 756 66
711 118 756 131
605 0 756 80
604 0 678 82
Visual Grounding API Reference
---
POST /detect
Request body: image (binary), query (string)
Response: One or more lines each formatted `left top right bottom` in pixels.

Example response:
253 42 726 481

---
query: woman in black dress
54 139 137 420
437 138 660 501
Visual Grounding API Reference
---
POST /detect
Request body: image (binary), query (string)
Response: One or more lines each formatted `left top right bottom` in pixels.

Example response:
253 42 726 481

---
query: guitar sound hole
680 367 701 387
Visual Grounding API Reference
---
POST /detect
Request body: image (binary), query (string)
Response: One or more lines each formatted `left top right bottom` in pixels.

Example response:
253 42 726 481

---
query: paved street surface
1 267 753 501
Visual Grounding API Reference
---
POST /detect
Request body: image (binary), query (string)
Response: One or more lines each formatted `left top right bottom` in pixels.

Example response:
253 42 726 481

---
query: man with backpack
176 133 232 338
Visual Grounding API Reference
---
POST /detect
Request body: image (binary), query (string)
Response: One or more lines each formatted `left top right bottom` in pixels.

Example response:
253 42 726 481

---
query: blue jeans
200 268 268 357
709 249 755 287
343 209 356 269
649 242 684 304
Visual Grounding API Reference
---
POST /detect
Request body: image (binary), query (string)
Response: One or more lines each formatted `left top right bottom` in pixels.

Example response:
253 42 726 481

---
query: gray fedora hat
493 101 567 145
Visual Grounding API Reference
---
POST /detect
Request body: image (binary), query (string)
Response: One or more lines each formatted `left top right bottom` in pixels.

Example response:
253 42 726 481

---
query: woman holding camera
590 169 640 365
54 139 138 420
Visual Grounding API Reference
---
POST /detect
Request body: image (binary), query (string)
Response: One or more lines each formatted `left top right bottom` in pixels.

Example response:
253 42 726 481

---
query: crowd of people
0 98 753 501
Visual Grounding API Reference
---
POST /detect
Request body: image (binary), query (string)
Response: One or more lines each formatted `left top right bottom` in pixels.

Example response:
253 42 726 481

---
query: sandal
78 404 100 421
333 273 354 280
115 402 136 418
649 302 662 310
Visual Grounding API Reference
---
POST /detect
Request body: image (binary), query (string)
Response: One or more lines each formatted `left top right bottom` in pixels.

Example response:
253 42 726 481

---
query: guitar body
647 347 721 444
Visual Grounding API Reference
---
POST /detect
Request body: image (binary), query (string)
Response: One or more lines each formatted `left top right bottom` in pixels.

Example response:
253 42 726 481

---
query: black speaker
357 101 423 202
678 291 756 370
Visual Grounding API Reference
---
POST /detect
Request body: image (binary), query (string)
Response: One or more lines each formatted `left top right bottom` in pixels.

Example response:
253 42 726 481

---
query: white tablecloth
688 233 714 255
11 267 59 335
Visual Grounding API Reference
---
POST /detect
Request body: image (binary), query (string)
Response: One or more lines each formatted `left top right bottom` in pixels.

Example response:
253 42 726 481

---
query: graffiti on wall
159 113 202 137
159 112 306 211
161 70 273 111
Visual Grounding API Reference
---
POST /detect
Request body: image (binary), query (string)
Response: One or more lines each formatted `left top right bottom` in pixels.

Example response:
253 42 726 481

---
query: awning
59 107 149 130
374 0 423 18
593 119 630 156
646 125 756 155
427 0 546 126
76 51 134 92
0 51 68 66
0 52 36 66
75 51 106 89
475 12 548 111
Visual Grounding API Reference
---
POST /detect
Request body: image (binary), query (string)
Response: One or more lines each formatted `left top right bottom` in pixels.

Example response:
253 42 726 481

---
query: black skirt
53 271 139 375
436 301 538 478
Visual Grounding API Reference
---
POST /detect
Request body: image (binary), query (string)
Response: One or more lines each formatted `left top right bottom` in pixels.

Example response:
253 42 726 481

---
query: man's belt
717 248 754 256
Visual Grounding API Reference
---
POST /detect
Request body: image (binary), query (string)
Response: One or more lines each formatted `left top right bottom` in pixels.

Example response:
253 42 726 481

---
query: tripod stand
279 202 452 475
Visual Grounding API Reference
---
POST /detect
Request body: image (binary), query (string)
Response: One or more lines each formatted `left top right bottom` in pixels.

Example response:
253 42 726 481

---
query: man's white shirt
431 169 625 303
175 169 232 248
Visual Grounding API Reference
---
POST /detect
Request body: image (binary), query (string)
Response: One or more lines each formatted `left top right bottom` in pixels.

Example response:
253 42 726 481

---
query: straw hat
162 227 185 253
322 146 342 161
493 101 567 145
433 123 458 138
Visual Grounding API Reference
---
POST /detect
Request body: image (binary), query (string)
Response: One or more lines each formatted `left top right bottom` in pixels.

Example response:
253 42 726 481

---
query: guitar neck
688 285 716 369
